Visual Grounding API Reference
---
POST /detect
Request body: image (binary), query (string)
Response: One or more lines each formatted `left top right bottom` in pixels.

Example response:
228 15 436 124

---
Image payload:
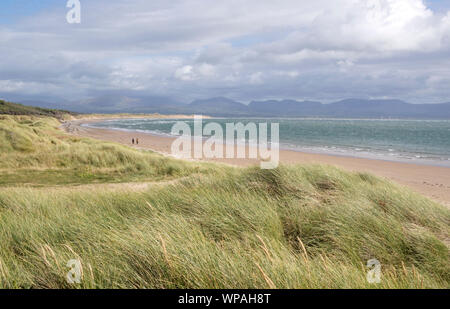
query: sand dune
64 119 450 206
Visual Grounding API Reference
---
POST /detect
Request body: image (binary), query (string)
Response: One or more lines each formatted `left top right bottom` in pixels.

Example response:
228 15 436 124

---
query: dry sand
63 119 450 206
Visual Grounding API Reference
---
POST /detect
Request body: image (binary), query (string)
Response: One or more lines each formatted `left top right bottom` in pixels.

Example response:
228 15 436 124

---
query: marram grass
0 116 448 288
0 115 215 186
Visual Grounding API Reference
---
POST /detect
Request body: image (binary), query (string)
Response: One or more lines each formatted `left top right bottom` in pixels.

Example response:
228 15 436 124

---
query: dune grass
0 115 448 288
0 115 212 186
0 100 76 118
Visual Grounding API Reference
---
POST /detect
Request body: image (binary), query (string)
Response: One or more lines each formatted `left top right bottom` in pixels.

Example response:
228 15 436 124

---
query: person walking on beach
132 138 135 145
136 138 139 145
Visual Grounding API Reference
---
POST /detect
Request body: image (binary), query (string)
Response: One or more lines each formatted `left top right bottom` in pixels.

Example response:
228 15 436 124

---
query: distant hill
188 97 250 116
173 98 450 119
74 95 185 114
248 100 323 117
324 99 425 118
0 100 77 118
8 96 450 119
183 98 450 119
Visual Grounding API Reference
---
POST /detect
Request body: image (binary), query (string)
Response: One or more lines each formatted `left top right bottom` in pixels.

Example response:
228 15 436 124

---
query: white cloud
197 63 216 77
174 65 196 81
250 72 264 85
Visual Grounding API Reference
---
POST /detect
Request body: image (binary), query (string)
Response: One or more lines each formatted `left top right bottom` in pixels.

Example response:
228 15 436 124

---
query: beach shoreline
63 118 450 206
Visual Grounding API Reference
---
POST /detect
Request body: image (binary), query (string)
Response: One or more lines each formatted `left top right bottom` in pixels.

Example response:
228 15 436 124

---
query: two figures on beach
132 138 139 145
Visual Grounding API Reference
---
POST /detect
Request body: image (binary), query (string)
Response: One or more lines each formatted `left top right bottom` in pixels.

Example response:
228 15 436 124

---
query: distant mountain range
13 96 450 119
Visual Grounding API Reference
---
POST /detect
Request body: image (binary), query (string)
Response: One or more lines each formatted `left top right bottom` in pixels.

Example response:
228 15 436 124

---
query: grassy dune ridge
0 100 76 119
0 115 212 185
0 115 449 288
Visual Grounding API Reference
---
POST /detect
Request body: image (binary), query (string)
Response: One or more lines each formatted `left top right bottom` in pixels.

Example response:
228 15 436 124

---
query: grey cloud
0 0 449 106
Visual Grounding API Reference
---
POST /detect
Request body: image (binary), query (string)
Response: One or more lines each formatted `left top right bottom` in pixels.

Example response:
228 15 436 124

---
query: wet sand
63 119 450 206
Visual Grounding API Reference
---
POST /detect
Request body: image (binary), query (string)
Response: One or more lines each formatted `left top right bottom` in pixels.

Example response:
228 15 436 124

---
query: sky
0 0 450 106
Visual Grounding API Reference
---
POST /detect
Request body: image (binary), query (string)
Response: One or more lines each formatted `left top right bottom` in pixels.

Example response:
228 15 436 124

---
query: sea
84 118 450 167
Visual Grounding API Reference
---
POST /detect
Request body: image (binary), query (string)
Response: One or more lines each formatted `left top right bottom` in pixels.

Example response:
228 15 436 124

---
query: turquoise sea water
85 118 450 167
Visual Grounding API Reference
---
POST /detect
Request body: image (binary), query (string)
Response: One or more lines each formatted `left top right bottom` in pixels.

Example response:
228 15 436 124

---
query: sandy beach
63 119 450 206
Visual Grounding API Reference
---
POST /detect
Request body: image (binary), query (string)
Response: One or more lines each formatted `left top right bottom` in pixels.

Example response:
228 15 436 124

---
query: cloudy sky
1 0 450 105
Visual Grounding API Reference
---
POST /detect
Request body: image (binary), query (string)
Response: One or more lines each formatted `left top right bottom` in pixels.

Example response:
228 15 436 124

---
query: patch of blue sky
0 0 62 25
425 0 450 14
